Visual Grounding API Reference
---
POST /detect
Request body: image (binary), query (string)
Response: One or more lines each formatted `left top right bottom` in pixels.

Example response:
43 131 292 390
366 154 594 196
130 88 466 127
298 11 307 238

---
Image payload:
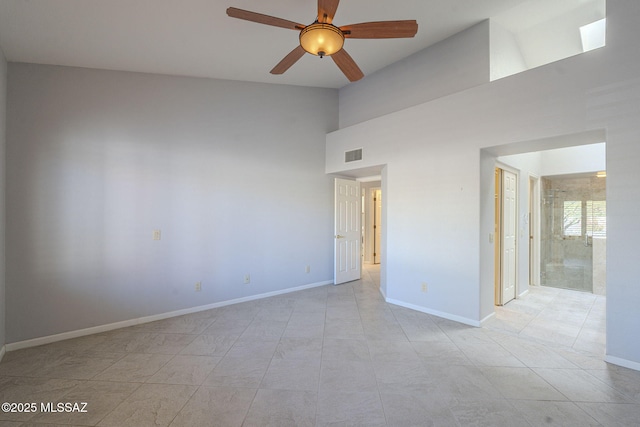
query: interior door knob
335 235 345 239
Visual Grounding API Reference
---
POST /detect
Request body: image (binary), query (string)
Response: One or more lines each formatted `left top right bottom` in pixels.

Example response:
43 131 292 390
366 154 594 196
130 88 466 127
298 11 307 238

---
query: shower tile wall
540 175 606 294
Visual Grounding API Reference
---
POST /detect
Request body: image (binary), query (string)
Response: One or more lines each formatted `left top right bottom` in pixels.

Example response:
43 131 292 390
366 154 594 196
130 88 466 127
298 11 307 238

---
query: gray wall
327 0 640 368
338 21 490 129
6 64 338 343
0 45 6 351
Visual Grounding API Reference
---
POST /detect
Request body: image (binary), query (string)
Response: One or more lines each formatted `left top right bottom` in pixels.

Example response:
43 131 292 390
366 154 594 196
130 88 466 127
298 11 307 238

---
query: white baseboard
480 311 496 326
605 354 640 372
518 288 530 299
6 279 332 352
378 286 387 300
0 345 5 363
385 298 481 327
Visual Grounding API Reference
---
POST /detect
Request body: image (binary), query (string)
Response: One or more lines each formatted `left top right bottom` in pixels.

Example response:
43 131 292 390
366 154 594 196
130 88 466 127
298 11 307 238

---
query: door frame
363 186 382 265
363 186 376 265
529 174 540 287
373 188 382 264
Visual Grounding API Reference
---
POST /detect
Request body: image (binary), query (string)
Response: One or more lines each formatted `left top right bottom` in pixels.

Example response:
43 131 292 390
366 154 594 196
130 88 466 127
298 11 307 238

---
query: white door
335 178 361 284
501 170 517 303
373 189 382 264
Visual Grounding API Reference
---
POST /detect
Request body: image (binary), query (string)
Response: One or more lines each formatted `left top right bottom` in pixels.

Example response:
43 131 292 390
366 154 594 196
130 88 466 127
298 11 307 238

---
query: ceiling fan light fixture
299 23 344 57
226 4 418 81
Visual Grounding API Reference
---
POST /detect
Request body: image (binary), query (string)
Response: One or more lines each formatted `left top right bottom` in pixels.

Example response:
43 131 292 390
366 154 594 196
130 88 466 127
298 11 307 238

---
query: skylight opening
580 18 606 52
490 0 606 81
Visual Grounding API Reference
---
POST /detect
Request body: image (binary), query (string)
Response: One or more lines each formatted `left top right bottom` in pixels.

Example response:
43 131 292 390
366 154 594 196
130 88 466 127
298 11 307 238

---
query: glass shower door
540 175 606 294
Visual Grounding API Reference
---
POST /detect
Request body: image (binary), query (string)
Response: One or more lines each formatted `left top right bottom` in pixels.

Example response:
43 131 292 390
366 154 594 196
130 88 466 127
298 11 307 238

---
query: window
563 200 607 237
580 19 606 52
563 201 582 236
587 200 606 237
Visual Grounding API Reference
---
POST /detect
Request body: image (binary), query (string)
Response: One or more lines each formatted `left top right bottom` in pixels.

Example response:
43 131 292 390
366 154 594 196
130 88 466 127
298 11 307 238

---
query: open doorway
361 180 382 266
329 165 386 295
483 134 607 355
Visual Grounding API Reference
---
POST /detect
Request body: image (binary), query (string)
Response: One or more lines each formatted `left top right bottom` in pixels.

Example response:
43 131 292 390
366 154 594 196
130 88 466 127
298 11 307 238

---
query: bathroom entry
540 173 606 294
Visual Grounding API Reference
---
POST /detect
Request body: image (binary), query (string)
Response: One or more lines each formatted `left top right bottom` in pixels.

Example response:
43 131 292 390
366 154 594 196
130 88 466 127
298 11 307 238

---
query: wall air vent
345 148 363 163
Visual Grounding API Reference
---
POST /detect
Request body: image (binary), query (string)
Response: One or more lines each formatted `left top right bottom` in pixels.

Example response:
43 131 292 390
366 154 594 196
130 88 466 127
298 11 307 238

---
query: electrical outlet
421 282 428 293
195 281 202 292
243 274 251 284
305 265 311 273
153 229 161 240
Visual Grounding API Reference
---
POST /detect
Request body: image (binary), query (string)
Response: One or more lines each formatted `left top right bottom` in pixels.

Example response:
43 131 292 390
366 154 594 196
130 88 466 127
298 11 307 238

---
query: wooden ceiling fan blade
340 20 418 38
226 7 305 30
318 0 340 23
331 49 364 82
270 45 307 75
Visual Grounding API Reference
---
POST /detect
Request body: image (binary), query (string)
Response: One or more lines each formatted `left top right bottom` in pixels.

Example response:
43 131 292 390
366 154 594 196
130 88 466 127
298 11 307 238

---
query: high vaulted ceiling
0 0 575 88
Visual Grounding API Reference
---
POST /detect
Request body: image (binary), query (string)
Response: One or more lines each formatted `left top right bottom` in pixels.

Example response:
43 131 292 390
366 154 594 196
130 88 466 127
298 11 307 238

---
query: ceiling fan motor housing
299 22 345 57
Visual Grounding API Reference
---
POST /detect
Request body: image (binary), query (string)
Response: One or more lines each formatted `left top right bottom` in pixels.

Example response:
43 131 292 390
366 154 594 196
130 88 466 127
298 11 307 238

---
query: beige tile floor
0 265 639 426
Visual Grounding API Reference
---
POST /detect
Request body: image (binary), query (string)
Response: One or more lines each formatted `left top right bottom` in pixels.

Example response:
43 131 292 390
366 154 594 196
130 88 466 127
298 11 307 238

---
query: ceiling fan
226 0 418 82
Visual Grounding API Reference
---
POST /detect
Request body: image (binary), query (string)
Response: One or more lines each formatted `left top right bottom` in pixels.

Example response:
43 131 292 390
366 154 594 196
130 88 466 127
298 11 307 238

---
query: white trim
495 161 520 176
518 288 530 299
480 311 496 326
386 297 481 327
356 175 382 183
605 355 640 372
378 285 387 300
5 280 332 352
528 173 541 287
0 345 5 363
363 186 382 265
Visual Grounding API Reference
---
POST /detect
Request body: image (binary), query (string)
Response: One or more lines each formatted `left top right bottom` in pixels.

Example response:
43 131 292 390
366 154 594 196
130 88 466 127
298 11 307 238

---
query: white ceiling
0 0 559 89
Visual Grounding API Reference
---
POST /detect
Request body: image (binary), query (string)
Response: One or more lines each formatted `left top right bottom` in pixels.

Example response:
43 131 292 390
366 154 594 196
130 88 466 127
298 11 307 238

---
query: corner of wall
489 19 527 81
0 45 7 358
